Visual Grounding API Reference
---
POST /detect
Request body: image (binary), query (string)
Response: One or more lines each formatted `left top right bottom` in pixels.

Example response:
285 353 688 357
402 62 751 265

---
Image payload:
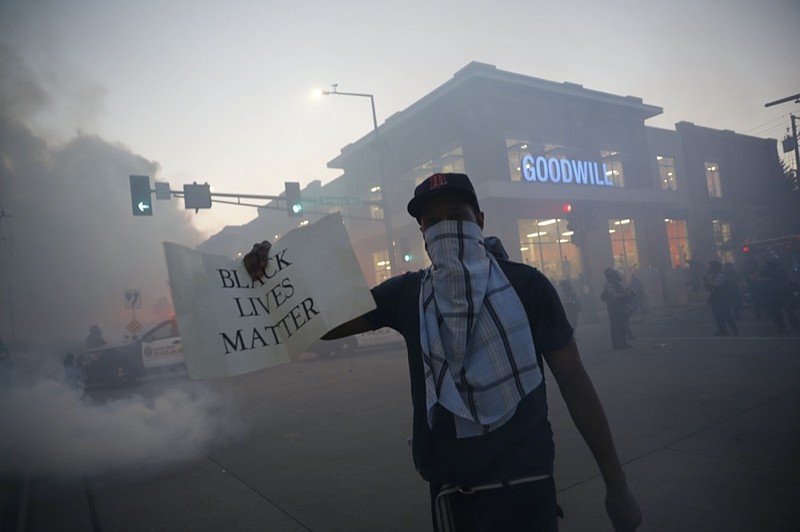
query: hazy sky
2 0 799 237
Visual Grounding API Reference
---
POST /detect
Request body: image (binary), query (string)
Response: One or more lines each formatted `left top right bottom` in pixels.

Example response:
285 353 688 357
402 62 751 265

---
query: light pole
320 84 397 273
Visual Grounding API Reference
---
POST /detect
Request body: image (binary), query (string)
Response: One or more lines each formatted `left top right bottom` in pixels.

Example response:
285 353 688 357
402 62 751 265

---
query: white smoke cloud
0 372 244 480
0 41 205 343
0 41 247 480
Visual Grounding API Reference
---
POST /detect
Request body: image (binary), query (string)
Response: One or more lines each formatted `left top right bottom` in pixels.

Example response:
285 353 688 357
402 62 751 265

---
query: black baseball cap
406 173 481 218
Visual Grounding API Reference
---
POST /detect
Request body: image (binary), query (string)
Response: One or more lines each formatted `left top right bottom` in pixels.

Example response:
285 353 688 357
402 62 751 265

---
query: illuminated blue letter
589 162 598 185
522 155 535 181
572 160 589 185
548 158 562 183
560 159 573 183
535 156 548 183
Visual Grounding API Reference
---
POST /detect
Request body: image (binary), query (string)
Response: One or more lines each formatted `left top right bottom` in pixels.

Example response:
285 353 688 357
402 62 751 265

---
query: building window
407 145 465 186
608 218 639 272
517 218 580 281
368 185 383 220
601 150 625 187
657 155 678 191
712 219 734 263
507 139 530 182
664 218 691 268
705 162 722 197
373 251 392 284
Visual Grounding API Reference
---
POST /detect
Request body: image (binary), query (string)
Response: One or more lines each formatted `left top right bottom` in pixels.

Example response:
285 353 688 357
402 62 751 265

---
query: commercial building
199 62 785 309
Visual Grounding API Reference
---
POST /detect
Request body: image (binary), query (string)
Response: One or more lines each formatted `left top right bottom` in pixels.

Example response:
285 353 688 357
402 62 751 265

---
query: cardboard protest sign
164 213 376 379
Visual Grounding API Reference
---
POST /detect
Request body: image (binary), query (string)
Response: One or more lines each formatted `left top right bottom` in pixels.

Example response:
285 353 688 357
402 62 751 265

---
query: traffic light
563 203 577 232
129 175 153 216
400 238 413 263
183 183 212 210
562 203 585 245
285 182 303 216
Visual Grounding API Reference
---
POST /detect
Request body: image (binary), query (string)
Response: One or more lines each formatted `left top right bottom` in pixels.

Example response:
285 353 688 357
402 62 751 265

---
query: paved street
2 303 799 531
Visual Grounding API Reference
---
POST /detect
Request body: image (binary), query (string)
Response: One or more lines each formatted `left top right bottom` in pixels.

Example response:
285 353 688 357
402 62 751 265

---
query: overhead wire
744 113 793 137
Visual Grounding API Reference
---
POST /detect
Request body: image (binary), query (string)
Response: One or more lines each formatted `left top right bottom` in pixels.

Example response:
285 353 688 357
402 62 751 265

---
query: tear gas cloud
0 41 205 344
0 370 245 480
0 41 246 479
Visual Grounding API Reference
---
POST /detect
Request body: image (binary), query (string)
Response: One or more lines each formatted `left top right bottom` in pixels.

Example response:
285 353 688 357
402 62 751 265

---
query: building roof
328 61 663 169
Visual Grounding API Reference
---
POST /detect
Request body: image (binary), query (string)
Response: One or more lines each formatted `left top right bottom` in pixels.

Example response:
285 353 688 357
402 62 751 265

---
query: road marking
642 336 798 341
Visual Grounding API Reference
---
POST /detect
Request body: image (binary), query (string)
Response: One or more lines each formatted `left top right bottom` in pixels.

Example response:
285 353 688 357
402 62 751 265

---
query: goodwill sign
521 154 614 187
164 213 376 380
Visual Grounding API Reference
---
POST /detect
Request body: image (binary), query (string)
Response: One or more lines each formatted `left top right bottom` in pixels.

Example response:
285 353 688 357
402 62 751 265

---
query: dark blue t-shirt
363 258 573 485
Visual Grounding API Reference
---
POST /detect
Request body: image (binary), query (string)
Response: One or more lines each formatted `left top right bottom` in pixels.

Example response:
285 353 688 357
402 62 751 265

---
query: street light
320 84 397 272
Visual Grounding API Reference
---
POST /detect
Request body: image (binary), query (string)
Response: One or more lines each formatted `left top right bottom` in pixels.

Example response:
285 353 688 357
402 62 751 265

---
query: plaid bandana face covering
420 220 543 438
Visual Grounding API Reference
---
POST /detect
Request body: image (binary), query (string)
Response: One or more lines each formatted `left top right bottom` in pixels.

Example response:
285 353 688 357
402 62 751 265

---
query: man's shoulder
497 258 549 284
374 270 424 293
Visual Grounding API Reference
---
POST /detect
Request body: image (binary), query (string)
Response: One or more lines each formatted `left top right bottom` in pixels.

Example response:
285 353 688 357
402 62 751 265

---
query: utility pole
765 93 800 176
791 114 800 177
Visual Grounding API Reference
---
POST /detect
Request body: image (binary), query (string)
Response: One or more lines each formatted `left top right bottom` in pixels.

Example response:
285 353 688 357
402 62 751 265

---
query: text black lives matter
215 248 320 355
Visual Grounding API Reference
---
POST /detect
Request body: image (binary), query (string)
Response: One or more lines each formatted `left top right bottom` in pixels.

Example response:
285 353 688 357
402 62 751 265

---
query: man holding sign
244 173 641 532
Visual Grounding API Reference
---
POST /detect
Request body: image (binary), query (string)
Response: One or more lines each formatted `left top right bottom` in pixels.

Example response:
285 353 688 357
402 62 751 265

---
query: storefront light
609 229 616 234
526 231 546 238
562 231 574 236
370 186 381 192
558 239 570 243
537 219 557 226
300 220 309 226
613 219 631 225
520 246 529 251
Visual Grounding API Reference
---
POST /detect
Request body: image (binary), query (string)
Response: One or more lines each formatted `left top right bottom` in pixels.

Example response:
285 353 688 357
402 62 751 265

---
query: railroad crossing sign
318 195 361 207
127 319 143 334
124 289 142 309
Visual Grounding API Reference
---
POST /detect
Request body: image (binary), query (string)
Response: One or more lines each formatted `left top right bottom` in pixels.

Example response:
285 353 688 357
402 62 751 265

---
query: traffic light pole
154 187 391 223
566 204 599 323
576 240 599 323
